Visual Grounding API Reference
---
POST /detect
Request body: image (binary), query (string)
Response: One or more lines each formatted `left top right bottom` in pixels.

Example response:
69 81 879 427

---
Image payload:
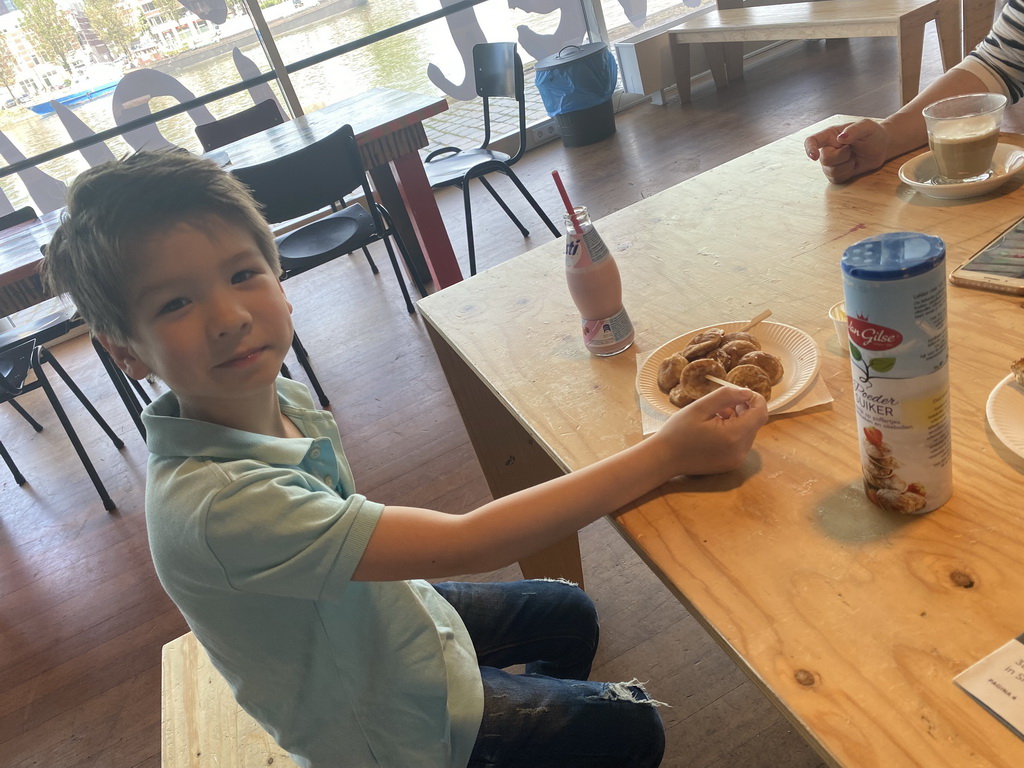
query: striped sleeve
963 0 1024 103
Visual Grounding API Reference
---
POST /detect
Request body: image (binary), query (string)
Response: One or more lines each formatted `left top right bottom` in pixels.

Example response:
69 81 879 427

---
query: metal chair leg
0 439 25 485
40 347 124 449
377 205 428 298
291 332 330 407
505 166 562 238
8 399 43 432
381 235 415 314
32 349 116 512
479 175 530 237
361 246 379 274
462 184 477 276
92 337 146 441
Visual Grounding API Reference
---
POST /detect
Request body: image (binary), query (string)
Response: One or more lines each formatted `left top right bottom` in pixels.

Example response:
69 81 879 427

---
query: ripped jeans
433 580 665 768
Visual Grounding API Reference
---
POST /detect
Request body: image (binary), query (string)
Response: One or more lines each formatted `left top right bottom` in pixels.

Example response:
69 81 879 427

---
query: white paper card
954 633 1024 741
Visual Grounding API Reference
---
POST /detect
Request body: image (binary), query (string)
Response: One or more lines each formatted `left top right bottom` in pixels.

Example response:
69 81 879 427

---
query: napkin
639 373 834 436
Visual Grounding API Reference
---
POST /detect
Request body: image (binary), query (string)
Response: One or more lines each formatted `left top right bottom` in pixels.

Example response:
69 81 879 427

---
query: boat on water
28 81 120 115
26 63 125 116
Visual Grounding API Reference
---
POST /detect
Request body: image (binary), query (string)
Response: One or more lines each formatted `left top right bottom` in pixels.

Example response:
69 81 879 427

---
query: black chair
424 42 560 276
0 206 39 231
194 99 286 152
231 123 422 405
0 311 124 511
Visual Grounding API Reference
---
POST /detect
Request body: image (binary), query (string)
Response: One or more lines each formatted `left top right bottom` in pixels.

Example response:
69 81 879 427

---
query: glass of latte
923 93 1007 183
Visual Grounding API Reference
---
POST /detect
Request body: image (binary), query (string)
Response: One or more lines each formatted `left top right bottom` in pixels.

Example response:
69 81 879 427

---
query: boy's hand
804 120 891 184
655 386 768 476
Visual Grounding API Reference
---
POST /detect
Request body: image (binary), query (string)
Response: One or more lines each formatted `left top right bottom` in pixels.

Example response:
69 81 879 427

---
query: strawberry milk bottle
563 206 634 356
841 232 952 515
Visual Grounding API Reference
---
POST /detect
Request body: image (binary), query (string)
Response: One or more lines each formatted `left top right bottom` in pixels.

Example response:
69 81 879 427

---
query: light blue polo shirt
144 377 483 767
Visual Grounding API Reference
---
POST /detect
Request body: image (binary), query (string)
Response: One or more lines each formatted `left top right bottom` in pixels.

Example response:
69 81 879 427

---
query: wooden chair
163 632 298 767
231 123 423 407
425 42 560 276
195 99 286 152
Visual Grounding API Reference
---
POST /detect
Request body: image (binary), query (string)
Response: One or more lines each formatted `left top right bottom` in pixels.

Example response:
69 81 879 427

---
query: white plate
637 321 821 415
898 143 1024 200
986 373 1024 458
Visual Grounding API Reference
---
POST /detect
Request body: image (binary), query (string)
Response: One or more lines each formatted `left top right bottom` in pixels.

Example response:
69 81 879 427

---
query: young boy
42 151 768 768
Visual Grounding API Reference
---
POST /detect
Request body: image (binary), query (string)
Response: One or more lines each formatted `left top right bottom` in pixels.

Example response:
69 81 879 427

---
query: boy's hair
41 150 280 343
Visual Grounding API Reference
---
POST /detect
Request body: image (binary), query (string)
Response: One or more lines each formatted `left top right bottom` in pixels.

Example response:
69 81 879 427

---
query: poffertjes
657 326 784 406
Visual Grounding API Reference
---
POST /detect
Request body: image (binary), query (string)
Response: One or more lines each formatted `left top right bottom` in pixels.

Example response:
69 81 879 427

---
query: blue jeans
434 580 665 768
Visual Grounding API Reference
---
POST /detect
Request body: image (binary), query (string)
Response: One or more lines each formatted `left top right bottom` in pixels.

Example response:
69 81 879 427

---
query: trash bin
534 43 617 147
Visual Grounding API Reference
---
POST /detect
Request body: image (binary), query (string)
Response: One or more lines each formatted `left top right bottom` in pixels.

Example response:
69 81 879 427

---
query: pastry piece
720 331 761 349
737 350 784 385
1012 357 1024 387
657 352 689 393
668 384 695 408
726 364 772 400
718 340 759 368
682 328 725 359
706 347 734 371
679 358 727 399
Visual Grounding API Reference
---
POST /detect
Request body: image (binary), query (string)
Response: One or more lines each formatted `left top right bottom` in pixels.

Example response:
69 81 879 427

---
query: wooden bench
669 0 961 105
162 632 298 768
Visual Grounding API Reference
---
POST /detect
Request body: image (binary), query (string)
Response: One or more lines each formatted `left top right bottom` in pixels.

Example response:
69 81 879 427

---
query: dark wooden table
214 88 463 290
0 208 63 317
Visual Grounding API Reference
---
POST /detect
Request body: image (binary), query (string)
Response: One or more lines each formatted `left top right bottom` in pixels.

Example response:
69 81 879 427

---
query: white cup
829 301 848 349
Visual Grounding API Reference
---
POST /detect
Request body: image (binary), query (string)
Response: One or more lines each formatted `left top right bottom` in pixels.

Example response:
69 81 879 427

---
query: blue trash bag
535 48 618 117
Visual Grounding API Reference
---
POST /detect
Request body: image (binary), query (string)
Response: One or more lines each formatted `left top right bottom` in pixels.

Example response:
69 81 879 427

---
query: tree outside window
84 0 141 60
20 0 80 76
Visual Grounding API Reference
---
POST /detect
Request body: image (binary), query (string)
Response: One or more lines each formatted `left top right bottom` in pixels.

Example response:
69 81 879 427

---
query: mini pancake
657 352 689 393
682 328 725 359
679 358 727 399
721 331 761 349
737 350 784 385
668 384 695 408
706 347 734 371
718 340 759 368
726 364 772 400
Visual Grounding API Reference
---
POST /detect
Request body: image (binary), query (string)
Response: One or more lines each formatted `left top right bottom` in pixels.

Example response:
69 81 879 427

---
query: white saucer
898 143 1024 199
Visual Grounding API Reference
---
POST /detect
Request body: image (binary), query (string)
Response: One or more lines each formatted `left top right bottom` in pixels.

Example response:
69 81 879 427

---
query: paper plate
898 143 1024 200
986 373 1024 459
637 321 820 415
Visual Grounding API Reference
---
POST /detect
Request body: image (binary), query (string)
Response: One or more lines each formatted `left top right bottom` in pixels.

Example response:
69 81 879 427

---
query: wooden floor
2 31 966 768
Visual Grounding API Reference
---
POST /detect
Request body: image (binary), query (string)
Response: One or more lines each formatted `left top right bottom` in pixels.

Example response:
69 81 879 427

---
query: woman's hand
804 119 892 184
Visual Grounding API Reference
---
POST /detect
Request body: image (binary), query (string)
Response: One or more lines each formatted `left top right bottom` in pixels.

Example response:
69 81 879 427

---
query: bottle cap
841 232 945 281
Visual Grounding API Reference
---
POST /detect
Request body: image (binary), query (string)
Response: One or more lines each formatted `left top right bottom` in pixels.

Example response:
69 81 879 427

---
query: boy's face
102 217 294 425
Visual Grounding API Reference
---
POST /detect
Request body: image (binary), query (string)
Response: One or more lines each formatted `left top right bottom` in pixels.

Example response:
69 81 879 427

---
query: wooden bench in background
162 632 297 768
668 0 961 105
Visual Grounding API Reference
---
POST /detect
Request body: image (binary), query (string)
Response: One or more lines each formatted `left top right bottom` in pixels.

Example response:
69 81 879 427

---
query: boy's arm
352 387 768 582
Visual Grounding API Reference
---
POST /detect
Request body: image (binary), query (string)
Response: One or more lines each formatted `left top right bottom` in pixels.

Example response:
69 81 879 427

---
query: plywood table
418 116 1024 766
669 0 961 105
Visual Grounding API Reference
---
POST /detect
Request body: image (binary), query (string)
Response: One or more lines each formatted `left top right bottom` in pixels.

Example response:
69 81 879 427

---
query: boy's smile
103 217 295 433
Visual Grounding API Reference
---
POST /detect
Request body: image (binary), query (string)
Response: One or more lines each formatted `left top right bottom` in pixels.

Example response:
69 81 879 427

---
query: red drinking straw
551 170 583 235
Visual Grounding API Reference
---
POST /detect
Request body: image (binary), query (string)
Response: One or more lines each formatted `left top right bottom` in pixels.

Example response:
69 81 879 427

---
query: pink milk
564 206 634 356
